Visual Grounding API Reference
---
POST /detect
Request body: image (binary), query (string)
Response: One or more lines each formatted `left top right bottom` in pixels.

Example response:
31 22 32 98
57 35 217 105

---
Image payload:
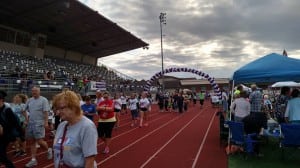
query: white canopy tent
271 81 300 88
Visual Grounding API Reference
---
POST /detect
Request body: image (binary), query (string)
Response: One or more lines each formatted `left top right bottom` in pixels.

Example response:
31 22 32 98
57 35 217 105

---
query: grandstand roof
0 0 148 58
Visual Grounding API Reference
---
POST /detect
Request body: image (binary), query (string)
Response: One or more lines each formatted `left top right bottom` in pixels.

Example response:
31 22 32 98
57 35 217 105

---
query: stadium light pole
159 12 166 105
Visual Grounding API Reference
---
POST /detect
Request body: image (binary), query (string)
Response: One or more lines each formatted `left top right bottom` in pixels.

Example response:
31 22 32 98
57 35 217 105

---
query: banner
90 81 106 91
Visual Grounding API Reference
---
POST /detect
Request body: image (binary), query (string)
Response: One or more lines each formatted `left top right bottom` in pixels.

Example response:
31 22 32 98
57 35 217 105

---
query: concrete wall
82 55 96 65
0 41 45 58
44 45 65 59
65 50 81 62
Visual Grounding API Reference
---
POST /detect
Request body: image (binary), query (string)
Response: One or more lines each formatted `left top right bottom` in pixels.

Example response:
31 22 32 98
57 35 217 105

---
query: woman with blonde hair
52 90 98 168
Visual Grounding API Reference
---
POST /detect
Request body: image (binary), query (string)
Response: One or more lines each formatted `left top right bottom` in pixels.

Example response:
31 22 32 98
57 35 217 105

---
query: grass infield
228 137 300 168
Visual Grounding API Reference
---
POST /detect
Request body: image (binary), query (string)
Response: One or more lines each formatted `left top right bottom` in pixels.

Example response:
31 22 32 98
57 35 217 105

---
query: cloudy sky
79 0 300 80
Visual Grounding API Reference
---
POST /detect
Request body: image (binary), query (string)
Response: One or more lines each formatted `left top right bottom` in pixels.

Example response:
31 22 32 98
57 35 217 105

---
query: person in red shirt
96 92 116 154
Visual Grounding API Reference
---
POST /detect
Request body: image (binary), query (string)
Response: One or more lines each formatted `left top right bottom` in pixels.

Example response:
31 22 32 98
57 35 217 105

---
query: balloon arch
144 67 222 97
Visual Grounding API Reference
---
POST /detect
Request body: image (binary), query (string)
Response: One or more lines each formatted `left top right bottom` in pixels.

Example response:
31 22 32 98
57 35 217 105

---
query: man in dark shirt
242 114 263 156
0 90 22 168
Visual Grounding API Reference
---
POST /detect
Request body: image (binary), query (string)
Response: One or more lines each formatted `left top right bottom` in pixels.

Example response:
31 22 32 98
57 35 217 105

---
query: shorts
121 104 127 110
140 107 148 112
97 122 115 138
131 109 139 120
114 108 121 113
26 122 45 139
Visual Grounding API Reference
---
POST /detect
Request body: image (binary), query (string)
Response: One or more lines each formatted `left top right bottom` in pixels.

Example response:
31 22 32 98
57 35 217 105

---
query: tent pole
226 80 235 151
230 80 235 120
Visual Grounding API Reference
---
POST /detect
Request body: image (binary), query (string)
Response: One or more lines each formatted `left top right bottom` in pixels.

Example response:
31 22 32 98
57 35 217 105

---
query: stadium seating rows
0 49 145 100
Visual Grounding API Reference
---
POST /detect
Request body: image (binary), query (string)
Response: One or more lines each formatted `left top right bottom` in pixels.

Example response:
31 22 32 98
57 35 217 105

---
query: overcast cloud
80 0 300 80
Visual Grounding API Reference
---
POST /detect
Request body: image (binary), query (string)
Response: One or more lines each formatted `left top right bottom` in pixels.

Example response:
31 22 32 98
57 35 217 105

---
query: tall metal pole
159 12 166 111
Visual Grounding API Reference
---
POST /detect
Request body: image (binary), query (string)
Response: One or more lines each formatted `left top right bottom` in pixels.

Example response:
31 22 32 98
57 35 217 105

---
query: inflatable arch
144 67 222 97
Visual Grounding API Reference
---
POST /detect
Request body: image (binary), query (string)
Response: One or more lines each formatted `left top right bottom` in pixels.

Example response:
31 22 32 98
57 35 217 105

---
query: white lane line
191 110 217 168
140 109 205 168
97 115 181 166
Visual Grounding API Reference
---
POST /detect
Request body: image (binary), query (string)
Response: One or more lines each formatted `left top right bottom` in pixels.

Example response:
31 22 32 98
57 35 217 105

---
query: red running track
6 101 227 168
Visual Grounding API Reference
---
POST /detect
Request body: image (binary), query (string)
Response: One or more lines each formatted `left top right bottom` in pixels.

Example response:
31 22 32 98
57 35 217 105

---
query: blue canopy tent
228 53 300 121
232 53 300 84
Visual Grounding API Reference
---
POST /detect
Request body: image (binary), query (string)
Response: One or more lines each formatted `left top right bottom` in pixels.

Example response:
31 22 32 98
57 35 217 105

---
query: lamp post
159 12 166 108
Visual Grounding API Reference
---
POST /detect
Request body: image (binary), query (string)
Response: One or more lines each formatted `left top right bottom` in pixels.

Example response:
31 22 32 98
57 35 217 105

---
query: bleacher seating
0 49 145 100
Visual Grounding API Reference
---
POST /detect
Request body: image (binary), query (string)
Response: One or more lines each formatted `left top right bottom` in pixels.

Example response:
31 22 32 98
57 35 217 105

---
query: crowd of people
155 90 209 114
1 82 299 167
0 86 163 168
229 84 300 156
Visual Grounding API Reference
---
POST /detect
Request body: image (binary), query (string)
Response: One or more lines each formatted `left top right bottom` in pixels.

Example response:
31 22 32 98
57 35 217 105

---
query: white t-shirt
114 98 122 110
222 92 228 101
128 98 138 110
211 96 220 103
139 98 150 108
120 96 127 105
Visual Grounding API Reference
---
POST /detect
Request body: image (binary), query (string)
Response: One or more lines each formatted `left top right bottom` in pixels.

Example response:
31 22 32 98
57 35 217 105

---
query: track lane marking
191 110 217 168
140 108 206 168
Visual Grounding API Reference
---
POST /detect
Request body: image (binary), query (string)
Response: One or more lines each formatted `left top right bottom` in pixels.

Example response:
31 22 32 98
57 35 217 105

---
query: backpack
0 104 22 141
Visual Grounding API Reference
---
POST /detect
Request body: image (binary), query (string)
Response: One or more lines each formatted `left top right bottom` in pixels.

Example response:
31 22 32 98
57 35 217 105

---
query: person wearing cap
0 90 22 168
24 86 52 168
234 85 243 98
96 92 116 154
230 91 250 122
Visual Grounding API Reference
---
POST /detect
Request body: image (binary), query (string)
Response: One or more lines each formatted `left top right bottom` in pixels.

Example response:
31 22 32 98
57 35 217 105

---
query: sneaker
13 150 20 157
35 143 40 148
130 123 134 127
144 123 148 127
102 147 109 154
14 150 27 157
47 148 53 160
25 159 37 168
19 150 27 156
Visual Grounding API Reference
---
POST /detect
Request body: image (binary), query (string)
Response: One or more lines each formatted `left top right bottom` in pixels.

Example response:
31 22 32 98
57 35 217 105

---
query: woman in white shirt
128 93 138 127
230 91 250 122
113 93 122 128
139 92 150 127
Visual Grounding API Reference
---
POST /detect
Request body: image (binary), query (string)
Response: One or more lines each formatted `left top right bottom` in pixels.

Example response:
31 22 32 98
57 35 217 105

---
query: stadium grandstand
0 0 149 100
